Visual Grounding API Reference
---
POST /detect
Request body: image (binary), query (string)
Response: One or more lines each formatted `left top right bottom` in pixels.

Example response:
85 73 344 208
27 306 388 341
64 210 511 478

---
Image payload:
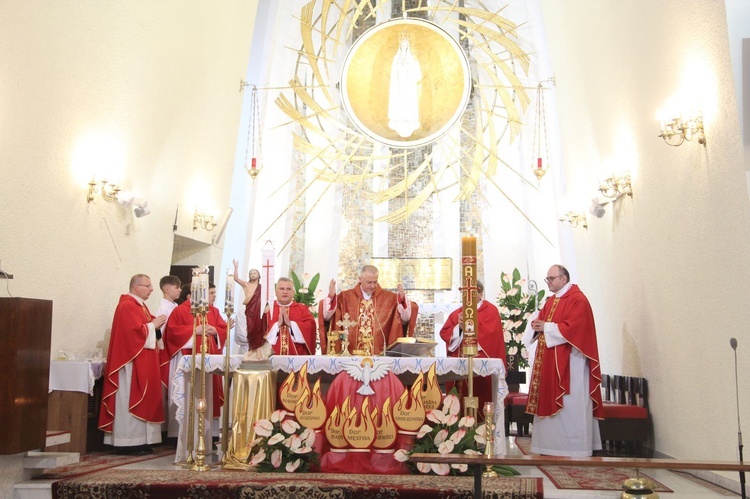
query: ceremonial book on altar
386 337 437 357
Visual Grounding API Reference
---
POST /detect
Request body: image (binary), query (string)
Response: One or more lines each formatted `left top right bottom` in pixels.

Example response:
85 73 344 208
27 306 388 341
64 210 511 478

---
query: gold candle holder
482 401 499 478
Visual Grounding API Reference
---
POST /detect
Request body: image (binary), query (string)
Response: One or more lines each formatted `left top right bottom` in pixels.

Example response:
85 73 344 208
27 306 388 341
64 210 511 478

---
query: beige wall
541 0 750 469
1 0 749 491
0 1 258 357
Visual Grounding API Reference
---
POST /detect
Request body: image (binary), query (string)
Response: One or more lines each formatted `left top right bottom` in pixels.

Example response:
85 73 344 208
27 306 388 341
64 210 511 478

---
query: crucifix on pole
336 313 356 356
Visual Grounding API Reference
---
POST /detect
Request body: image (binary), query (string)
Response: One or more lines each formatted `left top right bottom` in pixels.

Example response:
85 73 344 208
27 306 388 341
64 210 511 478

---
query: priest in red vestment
524 264 603 457
439 280 505 417
99 274 167 455
322 265 416 356
257 277 316 355
160 283 228 463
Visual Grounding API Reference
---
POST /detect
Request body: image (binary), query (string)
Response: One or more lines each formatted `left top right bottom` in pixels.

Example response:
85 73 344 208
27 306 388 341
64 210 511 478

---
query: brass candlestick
191 312 213 471
220 297 233 466
482 401 499 477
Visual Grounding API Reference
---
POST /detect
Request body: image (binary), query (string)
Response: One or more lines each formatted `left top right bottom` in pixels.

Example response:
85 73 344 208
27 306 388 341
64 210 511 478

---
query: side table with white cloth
47 360 106 454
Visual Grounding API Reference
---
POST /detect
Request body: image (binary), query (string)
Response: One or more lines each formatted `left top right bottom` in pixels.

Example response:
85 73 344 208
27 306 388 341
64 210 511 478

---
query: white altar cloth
175 354 507 455
48 360 105 395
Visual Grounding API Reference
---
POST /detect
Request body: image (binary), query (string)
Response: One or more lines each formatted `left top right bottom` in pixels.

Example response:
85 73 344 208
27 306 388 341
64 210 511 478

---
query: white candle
225 274 234 304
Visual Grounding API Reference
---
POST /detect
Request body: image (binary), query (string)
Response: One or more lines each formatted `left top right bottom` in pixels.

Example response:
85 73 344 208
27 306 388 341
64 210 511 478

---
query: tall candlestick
461 235 478 357
190 268 200 315
225 272 234 315
198 269 209 309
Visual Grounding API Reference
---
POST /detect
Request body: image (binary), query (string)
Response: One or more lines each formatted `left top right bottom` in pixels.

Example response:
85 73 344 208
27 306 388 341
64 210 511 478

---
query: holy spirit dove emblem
340 357 390 396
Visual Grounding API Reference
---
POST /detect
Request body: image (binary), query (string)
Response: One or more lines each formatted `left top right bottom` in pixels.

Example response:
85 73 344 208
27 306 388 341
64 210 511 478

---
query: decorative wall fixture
272 1 532 228
559 211 587 229
598 174 632 199
530 77 556 182
86 178 120 202
658 112 706 146
193 210 217 231
240 81 262 179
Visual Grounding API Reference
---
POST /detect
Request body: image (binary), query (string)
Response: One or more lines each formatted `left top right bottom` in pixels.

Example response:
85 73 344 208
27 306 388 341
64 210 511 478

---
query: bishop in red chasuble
324 265 416 356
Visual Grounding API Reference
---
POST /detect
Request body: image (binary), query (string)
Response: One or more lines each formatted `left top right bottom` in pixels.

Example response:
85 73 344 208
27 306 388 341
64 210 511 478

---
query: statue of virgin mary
387 37 422 138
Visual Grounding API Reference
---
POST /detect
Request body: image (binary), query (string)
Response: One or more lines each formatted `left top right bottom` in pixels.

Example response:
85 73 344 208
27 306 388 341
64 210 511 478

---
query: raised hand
328 278 337 298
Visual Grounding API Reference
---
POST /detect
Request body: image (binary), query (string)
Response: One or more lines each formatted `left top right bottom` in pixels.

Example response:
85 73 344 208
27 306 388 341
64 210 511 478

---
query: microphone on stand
731 337 746 499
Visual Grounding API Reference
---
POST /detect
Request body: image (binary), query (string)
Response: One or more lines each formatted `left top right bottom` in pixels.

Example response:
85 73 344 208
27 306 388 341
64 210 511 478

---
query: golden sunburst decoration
263 0 542 251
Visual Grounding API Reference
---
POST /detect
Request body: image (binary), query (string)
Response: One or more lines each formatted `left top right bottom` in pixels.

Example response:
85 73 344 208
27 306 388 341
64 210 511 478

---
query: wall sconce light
118 192 151 218
559 211 588 229
658 113 706 147
599 174 632 199
86 178 120 203
193 210 217 231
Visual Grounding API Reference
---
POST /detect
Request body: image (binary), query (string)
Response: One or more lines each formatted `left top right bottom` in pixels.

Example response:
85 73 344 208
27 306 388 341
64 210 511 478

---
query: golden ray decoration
264 0 551 249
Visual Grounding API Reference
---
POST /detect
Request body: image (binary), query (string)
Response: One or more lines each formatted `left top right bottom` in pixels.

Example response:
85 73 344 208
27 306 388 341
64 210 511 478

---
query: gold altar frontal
223 364 277 470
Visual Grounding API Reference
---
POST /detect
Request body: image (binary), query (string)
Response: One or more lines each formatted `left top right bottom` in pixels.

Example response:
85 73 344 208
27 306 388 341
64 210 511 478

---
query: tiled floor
14 438 742 498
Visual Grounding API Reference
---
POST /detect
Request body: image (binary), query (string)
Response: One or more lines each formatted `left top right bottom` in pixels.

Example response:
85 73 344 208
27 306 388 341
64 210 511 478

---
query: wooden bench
600 374 650 456
410 452 750 499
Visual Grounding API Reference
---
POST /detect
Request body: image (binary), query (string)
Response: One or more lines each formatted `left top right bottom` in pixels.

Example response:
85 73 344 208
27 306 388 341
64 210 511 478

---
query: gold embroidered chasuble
332 284 406 355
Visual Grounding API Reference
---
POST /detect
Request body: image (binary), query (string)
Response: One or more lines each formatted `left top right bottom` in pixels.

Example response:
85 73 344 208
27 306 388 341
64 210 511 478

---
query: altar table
174 354 508 460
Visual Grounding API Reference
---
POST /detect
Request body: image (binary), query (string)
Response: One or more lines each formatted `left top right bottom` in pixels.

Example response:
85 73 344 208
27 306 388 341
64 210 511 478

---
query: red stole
526 285 603 418
99 295 164 431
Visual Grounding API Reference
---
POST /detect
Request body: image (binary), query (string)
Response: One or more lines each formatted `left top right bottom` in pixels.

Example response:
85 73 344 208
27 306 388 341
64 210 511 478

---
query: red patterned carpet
44 449 543 498
52 469 543 498
514 437 672 492
36 446 175 480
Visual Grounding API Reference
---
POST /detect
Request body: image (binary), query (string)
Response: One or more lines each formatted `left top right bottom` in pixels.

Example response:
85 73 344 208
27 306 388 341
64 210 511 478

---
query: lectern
0 297 53 454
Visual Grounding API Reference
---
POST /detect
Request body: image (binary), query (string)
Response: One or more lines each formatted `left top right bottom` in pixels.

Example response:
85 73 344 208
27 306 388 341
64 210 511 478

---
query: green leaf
492 464 521 476
290 270 301 290
308 273 320 294
512 268 521 286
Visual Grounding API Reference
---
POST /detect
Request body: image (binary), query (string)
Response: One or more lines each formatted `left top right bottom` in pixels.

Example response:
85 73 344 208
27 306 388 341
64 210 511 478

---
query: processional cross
336 313 356 356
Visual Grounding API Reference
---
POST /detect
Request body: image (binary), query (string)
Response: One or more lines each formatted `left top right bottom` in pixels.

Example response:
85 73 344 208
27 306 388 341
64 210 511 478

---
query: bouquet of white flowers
497 268 545 369
248 409 319 472
395 391 518 477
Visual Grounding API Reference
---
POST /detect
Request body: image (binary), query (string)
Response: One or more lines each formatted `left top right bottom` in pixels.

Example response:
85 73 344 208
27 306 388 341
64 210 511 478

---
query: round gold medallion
340 18 471 149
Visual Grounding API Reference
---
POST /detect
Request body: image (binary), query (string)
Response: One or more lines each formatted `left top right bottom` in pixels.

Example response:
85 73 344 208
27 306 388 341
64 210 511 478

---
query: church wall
541 0 750 470
0 1 258 358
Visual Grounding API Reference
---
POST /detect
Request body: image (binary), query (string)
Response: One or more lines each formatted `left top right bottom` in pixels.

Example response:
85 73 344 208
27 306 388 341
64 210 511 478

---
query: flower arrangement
394 392 480 475
290 270 320 308
394 391 518 477
248 409 319 472
497 268 545 369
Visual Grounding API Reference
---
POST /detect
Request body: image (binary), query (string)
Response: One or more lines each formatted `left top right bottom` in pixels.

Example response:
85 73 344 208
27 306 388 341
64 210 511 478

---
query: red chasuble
266 301 317 355
439 300 506 363
439 300 505 414
331 284 411 356
159 300 228 417
99 294 164 432
526 284 603 418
